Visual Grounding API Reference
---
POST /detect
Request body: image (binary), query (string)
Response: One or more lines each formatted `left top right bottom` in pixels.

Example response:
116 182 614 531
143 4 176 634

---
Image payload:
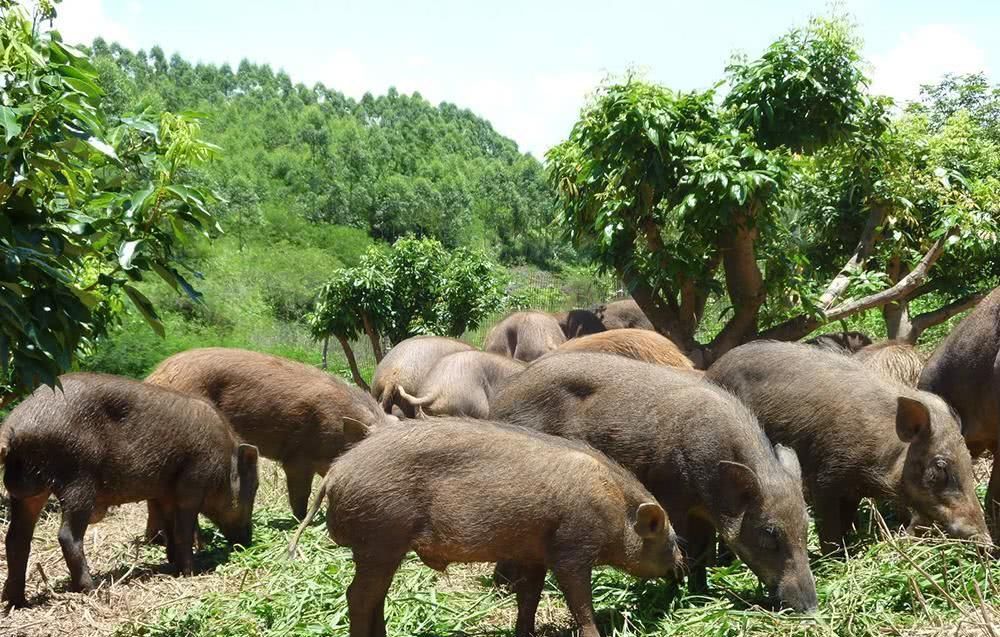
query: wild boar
146 347 386 520
804 331 872 354
370 336 475 416
0 373 258 608
708 340 988 554
484 311 566 362
396 350 526 419
920 286 1000 533
288 417 682 637
855 340 924 387
550 328 694 369
553 309 607 339
593 299 654 331
490 352 817 612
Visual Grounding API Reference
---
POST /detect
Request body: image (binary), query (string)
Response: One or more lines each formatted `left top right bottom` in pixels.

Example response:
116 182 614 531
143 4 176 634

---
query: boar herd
2 292 1000 637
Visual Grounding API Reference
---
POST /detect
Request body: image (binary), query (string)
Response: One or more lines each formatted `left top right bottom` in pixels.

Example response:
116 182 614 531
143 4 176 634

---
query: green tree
0 0 218 404
548 15 997 364
308 236 506 389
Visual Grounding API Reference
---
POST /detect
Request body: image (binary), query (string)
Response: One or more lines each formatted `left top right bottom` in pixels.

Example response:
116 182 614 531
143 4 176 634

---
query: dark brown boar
593 299 654 331
489 352 817 612
855 340 924 387
370 335 475 416
707 340 988 554
0 373 258 608
146 347 385 520
483 311 566 362
396 350 526 419
804 331 872 354
550 328 694 369
553 309 607 339
920 286 1000 535
288 417 682 637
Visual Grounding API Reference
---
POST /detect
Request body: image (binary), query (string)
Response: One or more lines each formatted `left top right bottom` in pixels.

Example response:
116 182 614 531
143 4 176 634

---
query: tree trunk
336 335 370 392
361 312 384 362
882 253 915 341
321 337 330 370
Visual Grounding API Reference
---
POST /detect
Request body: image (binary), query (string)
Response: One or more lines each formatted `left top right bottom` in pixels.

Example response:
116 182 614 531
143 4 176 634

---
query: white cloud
52 0 136 48
870 24 988 106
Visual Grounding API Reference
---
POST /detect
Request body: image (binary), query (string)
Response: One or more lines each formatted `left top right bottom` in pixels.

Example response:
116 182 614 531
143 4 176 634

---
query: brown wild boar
490 352 817 612
0 373 258 608
484 311 566 362
804 331 872 354
146 347 386 520
370 335 475 416
396 350 526 419
855 340 924 387
550 328 695 369
553 308 607 339
920 286 1000 533
594 299 654 331
707 341 988 554
288 417 682 637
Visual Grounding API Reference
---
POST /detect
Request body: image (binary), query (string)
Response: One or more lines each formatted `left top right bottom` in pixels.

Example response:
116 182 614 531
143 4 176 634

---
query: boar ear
231 444 258 501
896 396 932 443
716 461 762 538
342 417 371 444
774 444 802 482
634 502 667 539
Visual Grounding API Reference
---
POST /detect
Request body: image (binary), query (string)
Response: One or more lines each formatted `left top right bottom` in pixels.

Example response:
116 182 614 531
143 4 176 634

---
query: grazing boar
553 309 607 339
594 299 654 331
484 311 566 362
707 341 988 554
920 286 1000 534
804 331 872 354
370 336 475 417
490 353 816 612
288 418 682 637
146 347 386 520
396 350 526 419
0 373 259 608
551 328 695 369
855 340 924 387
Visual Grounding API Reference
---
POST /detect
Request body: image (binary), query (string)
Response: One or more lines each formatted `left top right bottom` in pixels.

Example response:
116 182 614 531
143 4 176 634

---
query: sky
50 0 999 159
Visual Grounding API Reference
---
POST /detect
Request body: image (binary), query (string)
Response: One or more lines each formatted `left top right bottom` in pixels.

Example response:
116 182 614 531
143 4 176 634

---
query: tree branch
818 205 887 310
910 292 987 334
336 335 370 392
708 205 765 353
759 235 950 342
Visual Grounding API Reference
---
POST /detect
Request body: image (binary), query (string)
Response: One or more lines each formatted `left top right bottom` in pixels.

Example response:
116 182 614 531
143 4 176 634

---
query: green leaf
0 107 22 143
118 239 143 270
124 285 165 337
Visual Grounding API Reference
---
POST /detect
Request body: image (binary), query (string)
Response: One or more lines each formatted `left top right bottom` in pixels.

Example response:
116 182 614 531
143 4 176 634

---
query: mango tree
0 0 218 405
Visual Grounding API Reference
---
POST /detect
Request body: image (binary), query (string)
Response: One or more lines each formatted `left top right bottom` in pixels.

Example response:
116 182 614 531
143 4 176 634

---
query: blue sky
54 0 998 158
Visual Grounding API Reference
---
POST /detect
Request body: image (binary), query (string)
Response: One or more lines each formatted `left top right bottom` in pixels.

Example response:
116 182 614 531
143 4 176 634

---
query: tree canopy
549 16 1000 365
0 0 217 403
86 40 566 266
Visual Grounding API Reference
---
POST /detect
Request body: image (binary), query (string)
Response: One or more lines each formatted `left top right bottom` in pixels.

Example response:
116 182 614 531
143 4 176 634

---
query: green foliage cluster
0 0 217 400
309 236 506 384
549 15 1000 362
87 40 565 266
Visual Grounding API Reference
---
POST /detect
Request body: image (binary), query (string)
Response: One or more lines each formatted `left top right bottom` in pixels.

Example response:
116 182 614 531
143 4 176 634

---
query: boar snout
775 572 819 613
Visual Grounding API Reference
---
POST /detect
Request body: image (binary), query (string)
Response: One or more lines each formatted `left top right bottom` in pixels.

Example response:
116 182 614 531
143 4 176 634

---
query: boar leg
985 450 1000 543
2 493 49 608
145 500 167 545
815 495 859 556
551 562 599 637
684 518 716 593
512 562 546 637
283 463 314 521
57 508 95 593
171 506 199 576
347 550 404 637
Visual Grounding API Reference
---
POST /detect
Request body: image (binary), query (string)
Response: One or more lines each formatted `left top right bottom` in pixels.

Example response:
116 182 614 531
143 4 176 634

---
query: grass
3 462 1000 637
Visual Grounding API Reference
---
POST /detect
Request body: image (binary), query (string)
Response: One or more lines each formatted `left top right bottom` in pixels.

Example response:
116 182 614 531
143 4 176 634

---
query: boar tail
397 386 436 408
287 472 331 559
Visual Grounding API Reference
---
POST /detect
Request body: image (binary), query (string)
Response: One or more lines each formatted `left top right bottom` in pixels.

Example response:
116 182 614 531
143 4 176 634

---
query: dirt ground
0 460 293 637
